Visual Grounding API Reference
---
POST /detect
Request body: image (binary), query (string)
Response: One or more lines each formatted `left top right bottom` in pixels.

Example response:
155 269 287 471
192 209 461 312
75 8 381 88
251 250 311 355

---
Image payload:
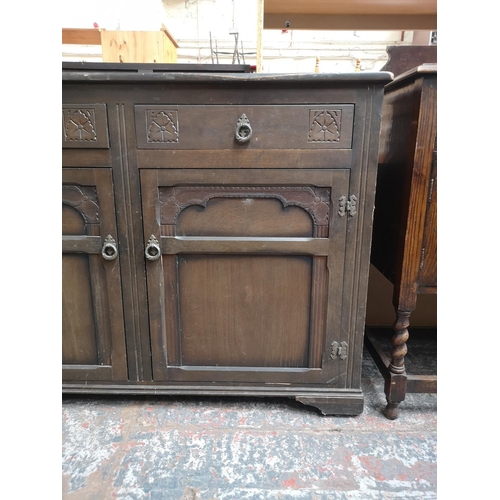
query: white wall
62 0 417 72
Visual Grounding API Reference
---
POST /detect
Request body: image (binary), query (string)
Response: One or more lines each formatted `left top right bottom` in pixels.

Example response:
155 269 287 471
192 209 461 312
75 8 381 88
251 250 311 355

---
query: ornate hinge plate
338 195 357 217
330 341 348 360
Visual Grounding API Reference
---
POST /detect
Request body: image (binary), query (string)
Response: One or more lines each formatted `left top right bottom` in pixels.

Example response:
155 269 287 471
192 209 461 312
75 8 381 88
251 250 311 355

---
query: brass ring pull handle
101 235 118 261
145 235 161 261
235 114 252 143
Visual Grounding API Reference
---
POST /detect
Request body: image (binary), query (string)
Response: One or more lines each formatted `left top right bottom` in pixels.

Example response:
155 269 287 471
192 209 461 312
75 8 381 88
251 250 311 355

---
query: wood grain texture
137 149 352 169
62 254 98 365
177 198 313 237
62 28 102 45
62 205 86 235
394 75 437 310
100 30 177 64
309 257 329 368
371 69 437 310
62 150 112 167
161 236 329 255
106 103 152 381
179 255 312 367
418 151 437 287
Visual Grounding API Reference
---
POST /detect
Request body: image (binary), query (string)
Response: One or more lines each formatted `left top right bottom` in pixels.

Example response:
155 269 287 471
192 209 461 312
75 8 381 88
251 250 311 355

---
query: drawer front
134 105 354 150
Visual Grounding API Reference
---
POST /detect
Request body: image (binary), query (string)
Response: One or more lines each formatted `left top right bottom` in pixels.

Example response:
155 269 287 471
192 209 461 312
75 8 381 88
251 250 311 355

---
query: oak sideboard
62 65 392 415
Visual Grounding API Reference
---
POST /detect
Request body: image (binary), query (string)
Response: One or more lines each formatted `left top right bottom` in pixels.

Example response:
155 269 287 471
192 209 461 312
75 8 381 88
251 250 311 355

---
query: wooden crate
62 25 179 63
101 27 178 63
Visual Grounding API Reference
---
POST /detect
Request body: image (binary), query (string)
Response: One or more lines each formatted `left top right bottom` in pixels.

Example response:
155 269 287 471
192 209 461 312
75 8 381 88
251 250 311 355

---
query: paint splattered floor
62 347 437 499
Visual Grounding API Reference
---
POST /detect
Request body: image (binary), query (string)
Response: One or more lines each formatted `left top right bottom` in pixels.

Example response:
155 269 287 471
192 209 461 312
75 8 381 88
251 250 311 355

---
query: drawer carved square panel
62 104 109 149
146 110 179 143
308 109 342 143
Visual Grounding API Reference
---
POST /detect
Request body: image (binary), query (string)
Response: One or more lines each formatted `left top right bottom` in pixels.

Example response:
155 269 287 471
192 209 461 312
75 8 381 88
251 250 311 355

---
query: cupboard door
62 168 127 382
141 169 350 386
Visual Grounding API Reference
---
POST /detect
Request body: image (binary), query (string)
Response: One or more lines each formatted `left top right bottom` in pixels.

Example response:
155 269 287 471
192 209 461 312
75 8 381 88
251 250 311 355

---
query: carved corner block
135 105 180 148
308 109 342 143
62 185 100 224
147 110 179 143
62 104 109 149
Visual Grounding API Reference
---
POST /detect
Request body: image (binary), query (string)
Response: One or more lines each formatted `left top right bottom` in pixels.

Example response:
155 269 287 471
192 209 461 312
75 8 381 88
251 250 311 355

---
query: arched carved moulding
62 185 100 224
158 186 330 230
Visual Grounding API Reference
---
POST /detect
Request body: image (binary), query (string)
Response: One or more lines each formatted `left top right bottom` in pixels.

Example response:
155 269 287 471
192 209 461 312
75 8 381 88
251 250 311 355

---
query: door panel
62 168 127 382
62 254 99 364
179 254 312 367
141 169 350 385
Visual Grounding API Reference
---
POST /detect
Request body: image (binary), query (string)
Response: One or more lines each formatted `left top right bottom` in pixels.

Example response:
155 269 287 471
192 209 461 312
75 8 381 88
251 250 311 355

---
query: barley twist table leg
383 309 410 419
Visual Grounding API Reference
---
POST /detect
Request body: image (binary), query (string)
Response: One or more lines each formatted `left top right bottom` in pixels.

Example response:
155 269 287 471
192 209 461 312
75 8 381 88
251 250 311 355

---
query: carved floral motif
147 110 179 143
308 110 341 142
62 185 99 224
63 109 97 142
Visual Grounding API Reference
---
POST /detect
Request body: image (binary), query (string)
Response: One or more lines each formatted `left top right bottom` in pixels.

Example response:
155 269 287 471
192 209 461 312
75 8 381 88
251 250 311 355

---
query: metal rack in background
209 31 255 64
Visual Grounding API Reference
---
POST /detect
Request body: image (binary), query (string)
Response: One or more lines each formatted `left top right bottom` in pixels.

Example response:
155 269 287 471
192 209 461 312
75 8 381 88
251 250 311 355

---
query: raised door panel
178 254 312 368
140 168 350 386
62 168 127 382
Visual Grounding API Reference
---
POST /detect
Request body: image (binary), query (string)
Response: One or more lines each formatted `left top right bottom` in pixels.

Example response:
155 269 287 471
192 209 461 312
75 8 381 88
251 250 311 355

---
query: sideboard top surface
62 68 393 85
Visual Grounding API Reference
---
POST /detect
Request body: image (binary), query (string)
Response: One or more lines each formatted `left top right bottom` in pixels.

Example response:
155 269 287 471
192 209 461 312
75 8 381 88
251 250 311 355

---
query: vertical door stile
141 169 169 380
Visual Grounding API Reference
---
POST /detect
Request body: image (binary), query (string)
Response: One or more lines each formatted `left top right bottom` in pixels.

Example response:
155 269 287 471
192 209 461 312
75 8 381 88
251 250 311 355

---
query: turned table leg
383 309 410 419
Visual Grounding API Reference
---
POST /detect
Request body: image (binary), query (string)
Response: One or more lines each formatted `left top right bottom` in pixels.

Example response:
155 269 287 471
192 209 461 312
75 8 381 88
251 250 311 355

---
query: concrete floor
62 346 437 499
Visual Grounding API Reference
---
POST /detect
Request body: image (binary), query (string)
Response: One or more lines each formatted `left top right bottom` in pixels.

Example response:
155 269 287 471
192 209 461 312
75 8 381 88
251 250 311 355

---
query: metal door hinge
338 195 357 217
427 178 435 203
419 247 426 270
330 341 348 360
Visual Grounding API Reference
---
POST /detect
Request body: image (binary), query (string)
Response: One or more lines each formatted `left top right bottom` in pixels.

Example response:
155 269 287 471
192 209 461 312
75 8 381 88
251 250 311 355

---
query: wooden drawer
134 104 354 150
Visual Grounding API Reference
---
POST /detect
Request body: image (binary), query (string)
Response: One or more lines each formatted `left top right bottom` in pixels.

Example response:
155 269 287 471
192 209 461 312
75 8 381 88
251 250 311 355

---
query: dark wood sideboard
366 64 437 419
62 66 391 415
